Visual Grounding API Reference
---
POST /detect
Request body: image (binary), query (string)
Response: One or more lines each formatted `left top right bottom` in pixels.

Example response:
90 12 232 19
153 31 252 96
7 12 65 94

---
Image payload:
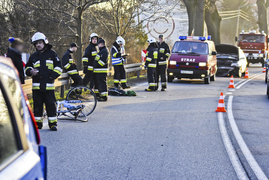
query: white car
0 57 47 180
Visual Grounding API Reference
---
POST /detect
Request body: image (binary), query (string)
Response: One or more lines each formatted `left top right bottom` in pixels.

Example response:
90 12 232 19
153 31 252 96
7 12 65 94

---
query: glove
83 66 87 74
144 65 147 70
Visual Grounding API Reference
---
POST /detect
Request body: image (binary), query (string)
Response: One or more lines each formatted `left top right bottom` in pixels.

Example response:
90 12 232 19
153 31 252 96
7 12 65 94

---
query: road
40 66 269 180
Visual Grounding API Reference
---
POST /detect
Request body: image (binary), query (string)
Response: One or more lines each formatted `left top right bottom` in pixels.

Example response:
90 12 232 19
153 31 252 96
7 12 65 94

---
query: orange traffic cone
244 68 249 78
263 66 266 73
216 92 227 112
228 75 235 88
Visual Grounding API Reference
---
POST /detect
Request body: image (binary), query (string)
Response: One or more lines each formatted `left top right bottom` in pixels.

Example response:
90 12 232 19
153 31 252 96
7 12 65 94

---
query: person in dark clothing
111 36 130 89
25 32 62 131
62 42 82 87
6 37 25 84
145 37 158 91
82 33 98 93
157 35 170 91
93 38 109 101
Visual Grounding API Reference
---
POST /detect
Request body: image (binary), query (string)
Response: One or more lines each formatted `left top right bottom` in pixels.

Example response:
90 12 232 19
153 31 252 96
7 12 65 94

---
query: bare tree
21 0 108 68
256 0 269 34
205 0 221 44
89 0 163 38
182 0 205 36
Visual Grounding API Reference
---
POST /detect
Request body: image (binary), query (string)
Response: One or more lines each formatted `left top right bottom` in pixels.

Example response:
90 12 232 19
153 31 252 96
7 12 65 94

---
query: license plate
181 70 193 74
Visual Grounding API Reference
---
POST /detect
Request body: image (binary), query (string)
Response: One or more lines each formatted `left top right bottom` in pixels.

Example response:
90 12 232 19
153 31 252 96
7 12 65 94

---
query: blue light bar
207 35 211 40
179 36 187 40
199 37 206 41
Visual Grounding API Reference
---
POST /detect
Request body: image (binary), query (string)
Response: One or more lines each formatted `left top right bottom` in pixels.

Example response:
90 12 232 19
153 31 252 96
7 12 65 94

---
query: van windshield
239 35 265 43
172 41 208 55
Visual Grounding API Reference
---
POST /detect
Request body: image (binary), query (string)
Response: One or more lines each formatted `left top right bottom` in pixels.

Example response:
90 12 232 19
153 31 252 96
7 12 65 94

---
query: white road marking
228 96 268 180
217 112 249 180
234 79 247 87
226 92 233 95
236 73 263 89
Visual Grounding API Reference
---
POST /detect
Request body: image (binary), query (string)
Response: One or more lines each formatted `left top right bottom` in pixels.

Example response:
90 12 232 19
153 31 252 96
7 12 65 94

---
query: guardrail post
137 70 140 78
60 85 65 98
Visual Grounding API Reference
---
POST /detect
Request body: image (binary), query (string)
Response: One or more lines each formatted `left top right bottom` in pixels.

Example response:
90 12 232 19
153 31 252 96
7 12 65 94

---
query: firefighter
82 33 98 91
6 37 25 84
93 38 108 101
157 35 170 91
62 42 82 87
145 37 158 91
25 32 62 131
111 36 130 89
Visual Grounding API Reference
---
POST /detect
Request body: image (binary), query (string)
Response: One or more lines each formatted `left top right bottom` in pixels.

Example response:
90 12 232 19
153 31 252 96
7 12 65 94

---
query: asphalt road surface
40 65 269 180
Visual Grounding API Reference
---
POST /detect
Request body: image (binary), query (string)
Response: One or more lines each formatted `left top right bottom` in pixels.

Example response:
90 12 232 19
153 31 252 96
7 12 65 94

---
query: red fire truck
237 30 268 67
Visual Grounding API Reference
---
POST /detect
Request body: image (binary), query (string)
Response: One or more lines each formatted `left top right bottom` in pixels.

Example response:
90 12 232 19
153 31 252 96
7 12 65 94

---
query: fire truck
237 30 268 67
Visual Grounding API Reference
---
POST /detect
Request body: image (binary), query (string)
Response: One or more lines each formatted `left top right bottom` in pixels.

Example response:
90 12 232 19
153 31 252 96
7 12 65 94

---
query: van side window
0 88 20 168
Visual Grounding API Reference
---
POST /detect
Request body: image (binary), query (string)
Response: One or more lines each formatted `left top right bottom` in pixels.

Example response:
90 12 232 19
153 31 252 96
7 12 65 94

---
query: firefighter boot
98 96 108 102
121 83 131 89
49 122 58 131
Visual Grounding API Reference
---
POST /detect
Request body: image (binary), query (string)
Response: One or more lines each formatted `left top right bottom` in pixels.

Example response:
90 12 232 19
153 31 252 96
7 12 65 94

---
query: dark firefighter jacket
25 44 62 91
62 49 78 75
145 44 158 68
82 42 98 71
93 46 108 74
157 41 170 65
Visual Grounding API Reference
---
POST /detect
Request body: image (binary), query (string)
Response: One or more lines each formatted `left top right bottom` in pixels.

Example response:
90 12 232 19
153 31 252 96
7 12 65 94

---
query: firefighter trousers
156 65 167 89
33 90 57 125
70 74 83 87
147 67 157 90
83 70 94 89
113 65 127 88
94 73 108 100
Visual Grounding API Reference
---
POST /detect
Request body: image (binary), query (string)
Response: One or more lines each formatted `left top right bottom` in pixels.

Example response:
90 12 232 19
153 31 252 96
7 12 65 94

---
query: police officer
93 38 108 101
82 33 98 91
25 32 62 131
157 35 170 91
145 37 158 91
62 42 82 87
111 36 130 89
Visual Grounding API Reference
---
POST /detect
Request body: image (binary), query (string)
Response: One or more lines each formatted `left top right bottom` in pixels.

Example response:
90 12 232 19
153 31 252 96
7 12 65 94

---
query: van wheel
204 75 210 84
168 76 174 82
210 74 216 81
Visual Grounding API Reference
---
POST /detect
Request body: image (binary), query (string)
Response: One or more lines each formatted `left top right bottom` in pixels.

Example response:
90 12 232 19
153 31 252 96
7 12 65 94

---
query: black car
216 44 247 77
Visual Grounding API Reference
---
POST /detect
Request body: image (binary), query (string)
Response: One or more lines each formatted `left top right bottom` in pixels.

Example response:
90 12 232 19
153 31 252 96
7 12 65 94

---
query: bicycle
56 86 97 122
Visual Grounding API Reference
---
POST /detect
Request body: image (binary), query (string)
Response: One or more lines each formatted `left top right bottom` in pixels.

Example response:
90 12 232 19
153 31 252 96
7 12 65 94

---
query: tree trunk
194 0 205 36
205 0 222 44
257 0 268 34
182 0 205 36
76 10 83 70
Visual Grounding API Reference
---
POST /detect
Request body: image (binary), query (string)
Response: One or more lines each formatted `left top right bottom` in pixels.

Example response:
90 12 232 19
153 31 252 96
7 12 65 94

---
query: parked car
0 57 47 180
216 44 247 77
167 36 217 84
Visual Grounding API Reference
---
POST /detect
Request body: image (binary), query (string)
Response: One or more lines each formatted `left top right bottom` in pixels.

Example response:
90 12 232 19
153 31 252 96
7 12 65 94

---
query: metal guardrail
22 63 143 96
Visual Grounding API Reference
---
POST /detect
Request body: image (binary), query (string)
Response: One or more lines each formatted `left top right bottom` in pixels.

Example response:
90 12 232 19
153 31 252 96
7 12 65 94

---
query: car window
0 87 20 167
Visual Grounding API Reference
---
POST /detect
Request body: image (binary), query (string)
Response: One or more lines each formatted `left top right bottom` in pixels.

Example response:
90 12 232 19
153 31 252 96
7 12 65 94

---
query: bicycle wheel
66 86 97 117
